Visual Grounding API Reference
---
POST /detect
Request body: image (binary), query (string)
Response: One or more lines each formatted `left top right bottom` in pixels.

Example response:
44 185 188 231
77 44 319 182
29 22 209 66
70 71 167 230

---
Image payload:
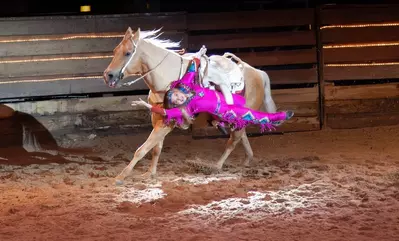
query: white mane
139 28 181 49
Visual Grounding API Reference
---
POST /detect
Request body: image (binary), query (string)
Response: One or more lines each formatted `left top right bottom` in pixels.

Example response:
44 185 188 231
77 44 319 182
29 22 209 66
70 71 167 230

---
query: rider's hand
195 45 207 58
131 98 152 109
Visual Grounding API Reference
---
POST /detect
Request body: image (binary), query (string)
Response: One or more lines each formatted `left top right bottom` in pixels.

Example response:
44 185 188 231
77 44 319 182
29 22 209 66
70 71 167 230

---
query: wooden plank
324 65 399 81
0 76 149 99
321 5 399 25
268 68 318 85
0 13 186 36
326 112 399 129
33 110 151 132
273 86 319 103
275 101 318 117
321 27 399 44
325 83 399 101
236 48 317 66
323 45 399 63
0 32 187 57
188 31 315 50
325 98 399 114
0 107 151 134
4 95 149 115
0 55 112 77
192 116 320 138
187 9 314 31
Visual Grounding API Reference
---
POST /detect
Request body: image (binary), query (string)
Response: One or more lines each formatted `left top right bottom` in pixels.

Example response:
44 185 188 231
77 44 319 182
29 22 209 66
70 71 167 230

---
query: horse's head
103 27 142 88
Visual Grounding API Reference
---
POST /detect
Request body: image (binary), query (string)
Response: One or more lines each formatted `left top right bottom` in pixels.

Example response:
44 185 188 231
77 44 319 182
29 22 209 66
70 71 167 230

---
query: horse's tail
258 69 277 113
223 52 276 112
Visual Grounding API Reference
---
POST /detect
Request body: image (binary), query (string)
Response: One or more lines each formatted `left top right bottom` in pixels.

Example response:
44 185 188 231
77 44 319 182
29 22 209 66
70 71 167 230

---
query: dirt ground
0 125 399 241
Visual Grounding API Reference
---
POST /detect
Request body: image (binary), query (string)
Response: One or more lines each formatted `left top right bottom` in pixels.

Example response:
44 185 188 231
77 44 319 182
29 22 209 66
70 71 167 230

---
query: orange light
0 33 123 43
325 62 399 67
80 5 91 12
0 54 113 64
323 41 399 49
320 22 399 29
0 75 103 85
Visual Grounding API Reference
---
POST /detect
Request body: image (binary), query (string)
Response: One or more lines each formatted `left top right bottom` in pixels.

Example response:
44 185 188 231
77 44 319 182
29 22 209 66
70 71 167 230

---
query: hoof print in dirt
185 160 218 175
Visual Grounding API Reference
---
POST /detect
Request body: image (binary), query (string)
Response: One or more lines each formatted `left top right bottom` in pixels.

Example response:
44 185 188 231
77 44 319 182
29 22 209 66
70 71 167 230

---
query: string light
320 22 399 29
0 75 103 85
323 41 399 49
0 54 113 64
0 33 123 43
325 62 399 67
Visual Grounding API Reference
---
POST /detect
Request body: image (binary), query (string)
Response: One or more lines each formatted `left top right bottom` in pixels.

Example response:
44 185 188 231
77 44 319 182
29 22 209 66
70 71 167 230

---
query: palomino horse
103 27 277 185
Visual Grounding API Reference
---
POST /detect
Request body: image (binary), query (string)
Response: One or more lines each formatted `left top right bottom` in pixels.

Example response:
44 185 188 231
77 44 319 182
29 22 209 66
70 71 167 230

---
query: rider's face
171 89 187 106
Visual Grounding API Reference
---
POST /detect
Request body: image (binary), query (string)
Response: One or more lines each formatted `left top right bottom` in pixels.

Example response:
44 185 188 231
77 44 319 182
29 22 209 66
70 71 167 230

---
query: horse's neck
139 41 191 94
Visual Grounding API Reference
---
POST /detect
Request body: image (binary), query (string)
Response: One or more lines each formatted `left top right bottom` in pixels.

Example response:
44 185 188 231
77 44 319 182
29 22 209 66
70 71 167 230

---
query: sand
0 125 399 241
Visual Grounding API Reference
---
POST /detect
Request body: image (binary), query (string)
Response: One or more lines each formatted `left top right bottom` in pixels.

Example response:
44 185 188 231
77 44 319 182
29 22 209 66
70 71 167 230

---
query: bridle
119 38 184 87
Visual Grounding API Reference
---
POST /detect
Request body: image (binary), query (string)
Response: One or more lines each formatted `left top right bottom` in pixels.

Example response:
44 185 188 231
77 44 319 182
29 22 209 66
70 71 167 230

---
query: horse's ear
124 27 133 41
133 28 140 43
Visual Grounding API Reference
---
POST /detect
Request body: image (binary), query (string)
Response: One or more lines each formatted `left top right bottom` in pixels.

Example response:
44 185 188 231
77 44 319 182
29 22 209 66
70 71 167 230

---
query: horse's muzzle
103 70 124 88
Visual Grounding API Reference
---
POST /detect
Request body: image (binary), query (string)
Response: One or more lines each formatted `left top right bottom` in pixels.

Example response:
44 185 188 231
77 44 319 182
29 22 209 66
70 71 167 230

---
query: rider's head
163 85 194 124
164 84 192 108
164 88 187 107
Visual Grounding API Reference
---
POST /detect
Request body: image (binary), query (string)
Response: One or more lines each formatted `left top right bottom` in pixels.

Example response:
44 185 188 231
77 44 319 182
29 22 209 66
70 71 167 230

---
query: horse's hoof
286 110 294 120
141 172 155 179
213 164 223 172
115 179 124 186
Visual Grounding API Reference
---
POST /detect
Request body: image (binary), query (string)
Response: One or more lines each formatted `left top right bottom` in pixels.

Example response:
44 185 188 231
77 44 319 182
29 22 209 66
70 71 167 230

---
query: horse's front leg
115 121 172 185
214 128 246 170
141 139 165 179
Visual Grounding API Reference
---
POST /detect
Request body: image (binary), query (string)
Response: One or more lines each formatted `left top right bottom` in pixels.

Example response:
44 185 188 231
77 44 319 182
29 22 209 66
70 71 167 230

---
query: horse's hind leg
215 129 245 170
115 121 172 185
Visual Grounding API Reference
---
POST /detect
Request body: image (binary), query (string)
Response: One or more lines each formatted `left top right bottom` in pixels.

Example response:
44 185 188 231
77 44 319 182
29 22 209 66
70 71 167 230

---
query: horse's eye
125 52 131 57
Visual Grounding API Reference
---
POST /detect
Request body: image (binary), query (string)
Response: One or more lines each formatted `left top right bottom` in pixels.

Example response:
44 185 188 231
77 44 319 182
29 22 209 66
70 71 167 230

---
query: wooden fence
319 4 399 129
1 5 399 138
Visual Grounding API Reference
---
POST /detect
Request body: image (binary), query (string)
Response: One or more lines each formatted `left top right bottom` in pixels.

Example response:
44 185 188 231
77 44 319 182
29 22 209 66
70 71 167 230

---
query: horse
103 27 277 185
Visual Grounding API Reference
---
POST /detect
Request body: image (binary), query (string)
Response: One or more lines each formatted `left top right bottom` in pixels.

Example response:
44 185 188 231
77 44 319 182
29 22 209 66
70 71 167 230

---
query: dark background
1 0 398 17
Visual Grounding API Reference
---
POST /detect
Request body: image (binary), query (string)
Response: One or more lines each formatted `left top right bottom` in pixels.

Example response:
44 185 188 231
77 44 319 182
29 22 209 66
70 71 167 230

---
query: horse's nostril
108 73 114 79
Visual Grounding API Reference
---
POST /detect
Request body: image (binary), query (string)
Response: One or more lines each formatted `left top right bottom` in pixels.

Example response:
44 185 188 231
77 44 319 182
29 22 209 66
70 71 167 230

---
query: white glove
131 98 152 109
195 45 207 58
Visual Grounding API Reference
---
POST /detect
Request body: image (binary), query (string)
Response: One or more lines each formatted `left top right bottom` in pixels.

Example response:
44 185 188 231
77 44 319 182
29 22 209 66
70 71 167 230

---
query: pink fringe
221 112 277 133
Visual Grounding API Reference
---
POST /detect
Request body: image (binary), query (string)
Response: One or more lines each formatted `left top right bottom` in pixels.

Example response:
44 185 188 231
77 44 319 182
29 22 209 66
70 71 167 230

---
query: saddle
199 53 245 95
174 48 245 95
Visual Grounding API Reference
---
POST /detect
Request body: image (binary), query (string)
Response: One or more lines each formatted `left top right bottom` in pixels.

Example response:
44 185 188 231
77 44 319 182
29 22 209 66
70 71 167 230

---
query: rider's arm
170 46 206 88
150 105 183 119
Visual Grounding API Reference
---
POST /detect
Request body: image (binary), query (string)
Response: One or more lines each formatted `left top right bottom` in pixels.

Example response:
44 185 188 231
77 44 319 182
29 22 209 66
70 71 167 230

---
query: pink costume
151 59 292 132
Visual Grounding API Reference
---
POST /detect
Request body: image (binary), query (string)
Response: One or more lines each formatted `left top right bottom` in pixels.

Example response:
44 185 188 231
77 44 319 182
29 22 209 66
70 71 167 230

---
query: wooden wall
320 4 399 129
